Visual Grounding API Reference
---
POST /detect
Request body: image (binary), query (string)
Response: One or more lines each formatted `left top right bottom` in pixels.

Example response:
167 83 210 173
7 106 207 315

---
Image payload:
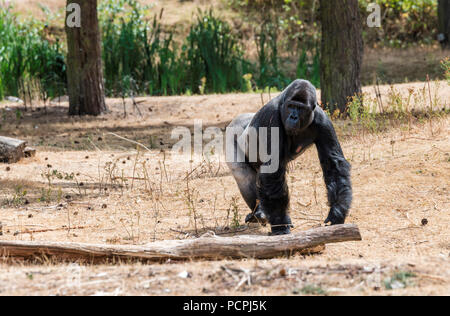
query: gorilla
226 79 352 235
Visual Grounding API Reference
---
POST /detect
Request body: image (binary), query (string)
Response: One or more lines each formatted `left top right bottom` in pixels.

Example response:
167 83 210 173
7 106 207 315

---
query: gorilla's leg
228 162 268 226
227 113 268 225
257 167 293 235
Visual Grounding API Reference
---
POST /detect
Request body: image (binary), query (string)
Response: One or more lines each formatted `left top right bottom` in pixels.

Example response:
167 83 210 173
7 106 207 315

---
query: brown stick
14 226 90 236
0 224 361 262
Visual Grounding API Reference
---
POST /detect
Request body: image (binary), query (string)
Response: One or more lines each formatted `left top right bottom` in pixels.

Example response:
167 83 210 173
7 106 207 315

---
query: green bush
359 0 438 47
183 10 251 94
229 0 438 48
100 0 184 96
100 4 252 96
296 46 320 88
255 20 291 90
0 4 66 102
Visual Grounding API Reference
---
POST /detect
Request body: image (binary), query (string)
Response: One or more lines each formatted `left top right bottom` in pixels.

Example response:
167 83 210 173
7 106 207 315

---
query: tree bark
0 224 361 262
65 0 107 116
320 0 364 113
438 0 450 49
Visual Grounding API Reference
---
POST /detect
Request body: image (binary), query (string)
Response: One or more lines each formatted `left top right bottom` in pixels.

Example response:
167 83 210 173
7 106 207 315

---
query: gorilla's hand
245 207 268 226
324 206 346 225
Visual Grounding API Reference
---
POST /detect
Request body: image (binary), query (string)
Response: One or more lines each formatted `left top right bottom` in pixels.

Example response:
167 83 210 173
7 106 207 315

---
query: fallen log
0 224 361 262
0 136 27 163
24 147 36 158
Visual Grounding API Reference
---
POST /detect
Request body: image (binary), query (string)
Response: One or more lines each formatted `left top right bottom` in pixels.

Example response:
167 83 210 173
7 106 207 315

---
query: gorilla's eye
286 100 306 110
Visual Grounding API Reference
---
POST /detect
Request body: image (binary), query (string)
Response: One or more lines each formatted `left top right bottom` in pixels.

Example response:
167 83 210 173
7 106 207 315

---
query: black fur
227 79 352 235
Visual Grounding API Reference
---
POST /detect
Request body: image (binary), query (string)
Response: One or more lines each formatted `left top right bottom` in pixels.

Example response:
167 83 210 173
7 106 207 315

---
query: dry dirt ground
0 81 449 296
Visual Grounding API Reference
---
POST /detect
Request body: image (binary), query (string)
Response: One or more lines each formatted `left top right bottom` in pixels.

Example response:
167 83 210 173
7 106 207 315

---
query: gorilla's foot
269 225 292 236
245 209 268 226
324 206 346 225
269 215 293 235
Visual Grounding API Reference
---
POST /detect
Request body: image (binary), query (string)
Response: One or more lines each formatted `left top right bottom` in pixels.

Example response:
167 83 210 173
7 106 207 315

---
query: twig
221 266 240 282
15 226 90 236
426 75 434 136
107 133 152 152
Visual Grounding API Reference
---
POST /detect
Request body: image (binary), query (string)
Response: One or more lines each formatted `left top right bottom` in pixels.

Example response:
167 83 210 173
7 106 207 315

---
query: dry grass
12 0 226 24
362 47 450 84
0 81 449 295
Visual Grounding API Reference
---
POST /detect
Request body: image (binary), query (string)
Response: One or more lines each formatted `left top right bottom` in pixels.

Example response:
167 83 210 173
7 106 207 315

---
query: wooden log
0 224 361 262
24 147 36 158
0 136 27 163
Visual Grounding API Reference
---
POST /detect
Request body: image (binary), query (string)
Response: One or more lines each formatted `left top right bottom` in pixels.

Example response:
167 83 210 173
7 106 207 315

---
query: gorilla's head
280 80 317 136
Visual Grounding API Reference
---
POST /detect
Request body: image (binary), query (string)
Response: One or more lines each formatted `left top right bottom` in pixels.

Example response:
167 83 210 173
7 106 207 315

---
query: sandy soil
0 81 449 296
11 0 226 24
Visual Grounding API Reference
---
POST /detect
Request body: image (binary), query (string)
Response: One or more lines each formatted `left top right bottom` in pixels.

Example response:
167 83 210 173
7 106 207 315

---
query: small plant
348 94 363 123
242 74 253 93
347 94 379 135
230 196 241 230
442 58 450 85
361 98 378 133
184 174 200 235
42 169 74 183
3 185 28 207
15 109 22 120
38 188 52 203
299 285 327 296
384 271 416 290
199 77 207 95
38 169 74 203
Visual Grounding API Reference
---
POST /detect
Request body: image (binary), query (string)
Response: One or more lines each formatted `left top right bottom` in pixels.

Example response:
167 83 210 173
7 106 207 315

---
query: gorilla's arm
313 109 353 225
249 102 293 235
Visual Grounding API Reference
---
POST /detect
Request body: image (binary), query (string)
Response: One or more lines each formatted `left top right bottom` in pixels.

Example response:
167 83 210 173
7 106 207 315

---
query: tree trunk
319 0 363 113
438 0 450 49
65 0 107 116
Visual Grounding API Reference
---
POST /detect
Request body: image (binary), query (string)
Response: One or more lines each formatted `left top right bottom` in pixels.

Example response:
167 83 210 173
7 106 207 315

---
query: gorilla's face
281 80 317 136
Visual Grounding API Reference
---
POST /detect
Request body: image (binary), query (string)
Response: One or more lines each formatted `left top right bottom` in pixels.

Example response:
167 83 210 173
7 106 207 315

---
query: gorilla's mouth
284 120 298 130
285 126 303 136
285 115 314 136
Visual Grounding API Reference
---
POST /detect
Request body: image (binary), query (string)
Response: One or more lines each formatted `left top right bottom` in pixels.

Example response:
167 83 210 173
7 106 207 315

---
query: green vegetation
384 271 416 290
442 58 450 84
1 185 28 207
348 94 378 133
299 285 327 296
101 2 252 95
0 0 442 100
229 0 438 48
100 0 183 96
0 3 66 103
297 46 320 88
359 0 438 47
184 10 251 94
